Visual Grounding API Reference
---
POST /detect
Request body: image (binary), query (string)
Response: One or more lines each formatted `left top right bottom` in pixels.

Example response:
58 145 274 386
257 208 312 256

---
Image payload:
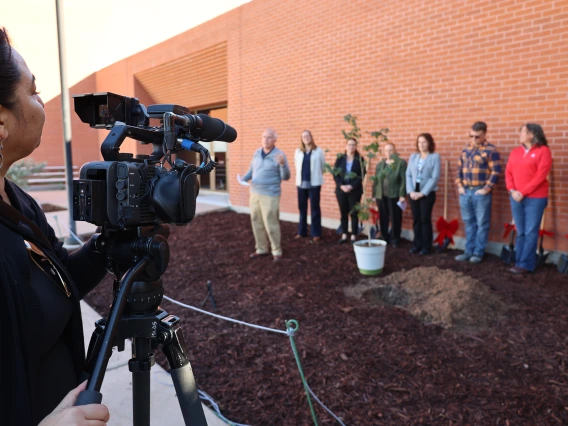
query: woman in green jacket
373 142 407 247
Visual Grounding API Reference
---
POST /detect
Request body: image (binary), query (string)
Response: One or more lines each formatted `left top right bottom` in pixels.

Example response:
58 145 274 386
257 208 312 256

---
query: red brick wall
227 0 568 252
40 0 568 251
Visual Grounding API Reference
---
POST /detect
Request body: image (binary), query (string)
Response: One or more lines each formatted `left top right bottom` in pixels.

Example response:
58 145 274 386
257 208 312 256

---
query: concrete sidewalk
30 189 232 426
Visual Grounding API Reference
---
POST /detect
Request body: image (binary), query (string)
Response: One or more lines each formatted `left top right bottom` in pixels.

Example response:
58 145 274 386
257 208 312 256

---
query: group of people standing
244 121 552 275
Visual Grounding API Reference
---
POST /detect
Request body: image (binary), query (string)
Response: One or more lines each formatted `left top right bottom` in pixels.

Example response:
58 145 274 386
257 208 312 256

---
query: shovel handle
538 208 547 252
443 160 449 220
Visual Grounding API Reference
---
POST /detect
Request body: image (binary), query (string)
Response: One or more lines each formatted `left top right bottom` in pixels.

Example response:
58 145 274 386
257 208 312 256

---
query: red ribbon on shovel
369 207 379 224
503 223 517 239
539 229 554 237
435 160 459 248
434 217 459 246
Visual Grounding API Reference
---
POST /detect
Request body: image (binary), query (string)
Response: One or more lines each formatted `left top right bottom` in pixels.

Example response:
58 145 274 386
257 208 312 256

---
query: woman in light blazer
294 130 326 241
406 133 441 255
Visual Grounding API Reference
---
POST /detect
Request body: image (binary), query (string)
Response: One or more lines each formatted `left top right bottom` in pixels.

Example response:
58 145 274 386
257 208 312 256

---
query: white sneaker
455 253 472 261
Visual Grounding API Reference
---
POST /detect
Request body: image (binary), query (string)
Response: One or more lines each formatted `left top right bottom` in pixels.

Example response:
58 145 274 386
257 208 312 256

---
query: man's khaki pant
250 192 282 256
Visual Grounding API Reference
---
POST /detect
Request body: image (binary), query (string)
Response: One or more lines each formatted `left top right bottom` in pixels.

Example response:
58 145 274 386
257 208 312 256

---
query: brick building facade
37 0 568 253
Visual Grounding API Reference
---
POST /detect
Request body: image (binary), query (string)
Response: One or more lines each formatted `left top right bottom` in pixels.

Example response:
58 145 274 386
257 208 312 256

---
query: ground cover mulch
83 210 568 425
41 203 66 213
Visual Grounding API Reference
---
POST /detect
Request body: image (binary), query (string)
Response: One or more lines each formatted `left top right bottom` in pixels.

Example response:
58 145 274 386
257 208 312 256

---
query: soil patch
346 267 511 330
84 210 568 425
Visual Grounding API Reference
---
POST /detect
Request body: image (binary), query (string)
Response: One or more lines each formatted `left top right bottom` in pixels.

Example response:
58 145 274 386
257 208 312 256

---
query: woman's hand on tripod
39 380 110 426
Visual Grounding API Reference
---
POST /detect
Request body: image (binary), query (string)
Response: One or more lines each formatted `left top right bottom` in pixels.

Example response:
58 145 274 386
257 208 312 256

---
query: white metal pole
55 0 77 244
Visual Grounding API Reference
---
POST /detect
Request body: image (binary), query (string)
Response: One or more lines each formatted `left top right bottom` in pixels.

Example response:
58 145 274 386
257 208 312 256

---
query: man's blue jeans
510 196 548 271
459 188 492 257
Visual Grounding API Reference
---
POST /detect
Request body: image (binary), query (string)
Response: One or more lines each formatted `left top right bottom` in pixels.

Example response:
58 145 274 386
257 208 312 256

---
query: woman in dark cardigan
373 142 407 247
334 138 364 244
0 28 110 425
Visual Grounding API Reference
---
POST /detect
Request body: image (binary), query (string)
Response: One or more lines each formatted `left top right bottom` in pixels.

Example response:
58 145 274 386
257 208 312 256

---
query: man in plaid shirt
454 121 501 263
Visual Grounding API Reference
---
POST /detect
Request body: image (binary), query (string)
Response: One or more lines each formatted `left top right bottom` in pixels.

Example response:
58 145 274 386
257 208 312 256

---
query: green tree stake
286 319 318 426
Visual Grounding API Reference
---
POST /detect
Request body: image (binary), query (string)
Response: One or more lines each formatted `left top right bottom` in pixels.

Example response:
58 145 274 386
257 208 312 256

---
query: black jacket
333 153 365 194
0 179 107 425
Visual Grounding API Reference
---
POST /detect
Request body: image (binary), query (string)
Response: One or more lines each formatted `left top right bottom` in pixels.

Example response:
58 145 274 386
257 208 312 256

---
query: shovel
558 234 568 274
536 209 553 268
369 207 380 239
500 219 516 264
435 160 459 251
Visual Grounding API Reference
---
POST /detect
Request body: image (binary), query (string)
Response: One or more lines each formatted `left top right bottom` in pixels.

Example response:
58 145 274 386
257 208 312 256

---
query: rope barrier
163 295 289 336
163 295 347 425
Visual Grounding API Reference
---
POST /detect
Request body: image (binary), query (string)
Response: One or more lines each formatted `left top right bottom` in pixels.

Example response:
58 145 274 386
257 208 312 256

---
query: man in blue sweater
243 129 290 261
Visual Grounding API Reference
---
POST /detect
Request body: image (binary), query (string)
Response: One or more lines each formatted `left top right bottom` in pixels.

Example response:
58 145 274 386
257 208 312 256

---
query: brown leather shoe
293 234 303 240
250 252 270 259
312 236 321 242
509 266 530 275
273 255 282 262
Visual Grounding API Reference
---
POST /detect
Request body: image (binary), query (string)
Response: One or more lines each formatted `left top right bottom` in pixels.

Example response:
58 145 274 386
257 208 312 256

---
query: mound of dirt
345 266 511 330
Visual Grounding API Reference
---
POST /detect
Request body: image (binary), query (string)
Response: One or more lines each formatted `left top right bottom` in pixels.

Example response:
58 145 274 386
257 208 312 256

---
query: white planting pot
353 239 387 275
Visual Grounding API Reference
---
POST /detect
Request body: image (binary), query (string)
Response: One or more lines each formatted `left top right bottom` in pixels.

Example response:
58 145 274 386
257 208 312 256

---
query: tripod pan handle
75 389 103 406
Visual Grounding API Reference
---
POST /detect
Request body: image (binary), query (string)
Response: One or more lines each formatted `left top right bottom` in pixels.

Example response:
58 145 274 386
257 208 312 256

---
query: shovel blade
557 254 568 274
536 251 549 268
500 246 516 264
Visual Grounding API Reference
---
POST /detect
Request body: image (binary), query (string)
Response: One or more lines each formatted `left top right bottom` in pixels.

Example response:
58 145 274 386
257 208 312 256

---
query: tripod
75 225 208 426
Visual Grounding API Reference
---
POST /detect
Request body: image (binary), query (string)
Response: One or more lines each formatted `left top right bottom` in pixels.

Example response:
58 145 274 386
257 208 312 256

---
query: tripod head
92 224 170 314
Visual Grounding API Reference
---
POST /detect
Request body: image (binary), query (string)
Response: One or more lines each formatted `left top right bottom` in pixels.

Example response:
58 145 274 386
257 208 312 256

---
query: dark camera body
71 92 235 230
73 160 199 228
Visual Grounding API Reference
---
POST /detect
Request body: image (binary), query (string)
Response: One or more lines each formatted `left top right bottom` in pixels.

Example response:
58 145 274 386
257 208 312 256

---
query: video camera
71 92 236 229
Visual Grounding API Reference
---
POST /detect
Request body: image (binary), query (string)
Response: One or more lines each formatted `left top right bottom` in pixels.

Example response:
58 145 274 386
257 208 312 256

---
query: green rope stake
286 319 318 426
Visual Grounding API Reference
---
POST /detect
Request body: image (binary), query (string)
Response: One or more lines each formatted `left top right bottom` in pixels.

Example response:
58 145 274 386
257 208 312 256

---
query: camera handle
75 232 208 426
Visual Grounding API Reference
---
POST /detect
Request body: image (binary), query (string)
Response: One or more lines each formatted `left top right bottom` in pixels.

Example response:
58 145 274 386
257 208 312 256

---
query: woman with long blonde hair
294 130 325 241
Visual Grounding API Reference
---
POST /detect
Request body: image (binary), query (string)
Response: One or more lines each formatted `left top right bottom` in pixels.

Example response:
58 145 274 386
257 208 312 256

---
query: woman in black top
0 28 110 425
333 138 364 244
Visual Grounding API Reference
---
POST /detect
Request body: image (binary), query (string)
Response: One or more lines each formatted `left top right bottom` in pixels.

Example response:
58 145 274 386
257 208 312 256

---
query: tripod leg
170 365 207 425
130 337 154 426
159 316 208 426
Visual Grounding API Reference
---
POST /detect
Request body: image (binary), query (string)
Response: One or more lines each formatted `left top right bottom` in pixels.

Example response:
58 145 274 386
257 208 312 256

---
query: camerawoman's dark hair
524 123 548 147
0 28 21 110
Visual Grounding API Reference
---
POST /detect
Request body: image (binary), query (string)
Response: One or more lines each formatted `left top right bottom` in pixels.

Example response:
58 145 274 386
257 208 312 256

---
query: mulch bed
41 203 67 213
84 210 568 425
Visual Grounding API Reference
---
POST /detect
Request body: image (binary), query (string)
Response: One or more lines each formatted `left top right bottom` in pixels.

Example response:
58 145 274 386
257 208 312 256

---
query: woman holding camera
0 28 110 425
